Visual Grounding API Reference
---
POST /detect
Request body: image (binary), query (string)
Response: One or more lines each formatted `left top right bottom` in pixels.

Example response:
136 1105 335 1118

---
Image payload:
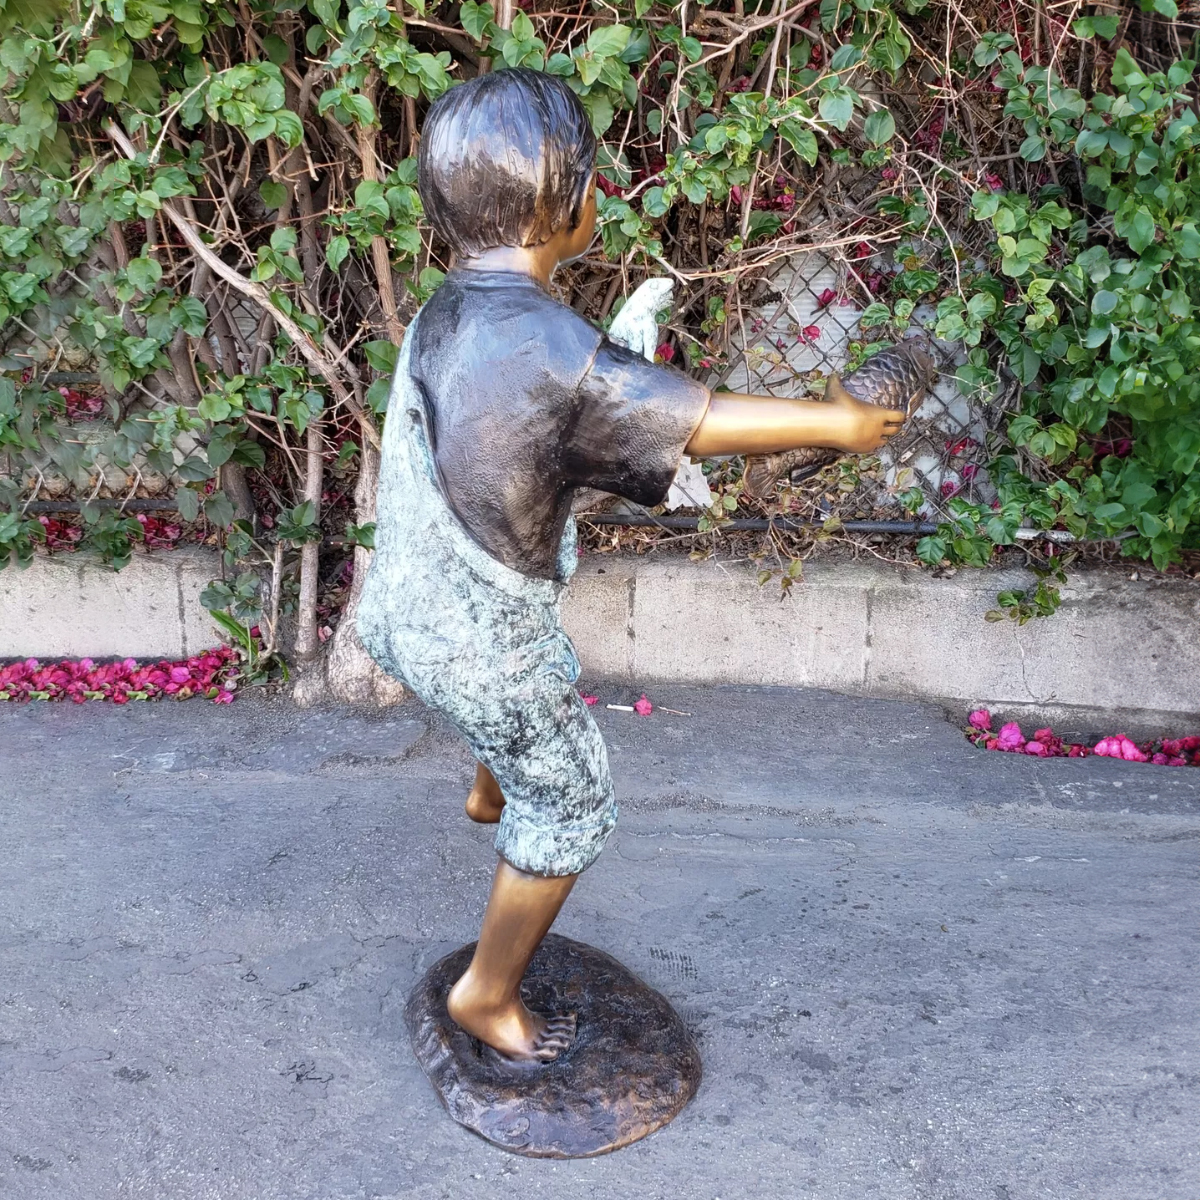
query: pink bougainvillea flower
580 694 599 707
968 709 992 731
2 646 242 707
816 288 837 308
729 185 744 206
984 172 1005 192
633 695 653 717
801 325 821 342
1096 734 1149 762
654 342 675 363
996 722 1025 751
1033 728 1055 744
852 240 874 259
985 737 998 750
961 463 980 482
1025 741 1048 757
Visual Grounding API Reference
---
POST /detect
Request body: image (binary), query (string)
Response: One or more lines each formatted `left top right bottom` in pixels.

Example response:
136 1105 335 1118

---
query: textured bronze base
405 934 702 1157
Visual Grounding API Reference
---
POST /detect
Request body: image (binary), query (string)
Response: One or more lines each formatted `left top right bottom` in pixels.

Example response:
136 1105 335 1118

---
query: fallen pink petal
0 645 242 706
633 695 653 717
964 709 1196 769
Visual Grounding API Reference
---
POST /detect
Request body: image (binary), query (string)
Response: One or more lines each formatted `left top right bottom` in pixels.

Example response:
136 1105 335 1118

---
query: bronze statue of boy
359 68 912 1068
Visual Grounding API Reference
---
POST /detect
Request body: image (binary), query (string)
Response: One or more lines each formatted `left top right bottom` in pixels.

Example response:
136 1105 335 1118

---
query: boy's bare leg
465 763 506 824
447 859 579 1061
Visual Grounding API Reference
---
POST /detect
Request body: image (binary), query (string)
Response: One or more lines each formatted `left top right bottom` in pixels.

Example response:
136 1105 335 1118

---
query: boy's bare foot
465 764 506 824
447 967 577 1062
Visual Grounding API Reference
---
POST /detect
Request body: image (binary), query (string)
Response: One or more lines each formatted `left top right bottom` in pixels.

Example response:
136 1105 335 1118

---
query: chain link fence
711 252 1003 523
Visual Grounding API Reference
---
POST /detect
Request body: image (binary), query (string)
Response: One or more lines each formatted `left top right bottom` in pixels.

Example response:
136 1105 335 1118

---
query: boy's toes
532 1013 577 1059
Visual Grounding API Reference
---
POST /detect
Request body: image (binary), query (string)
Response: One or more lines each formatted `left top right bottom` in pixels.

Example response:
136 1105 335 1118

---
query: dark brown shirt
410 268 710 580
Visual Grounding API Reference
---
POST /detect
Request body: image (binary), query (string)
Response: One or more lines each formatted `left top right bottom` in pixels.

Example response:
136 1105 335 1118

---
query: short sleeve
563 337 710 506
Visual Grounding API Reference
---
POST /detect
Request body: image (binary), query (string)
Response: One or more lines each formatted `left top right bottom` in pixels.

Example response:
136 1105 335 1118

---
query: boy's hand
827 375 908 453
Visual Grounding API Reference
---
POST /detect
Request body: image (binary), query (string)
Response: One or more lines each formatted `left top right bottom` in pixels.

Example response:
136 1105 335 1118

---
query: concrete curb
561 557 1200 735
0 549 218 660
2 550 1197 732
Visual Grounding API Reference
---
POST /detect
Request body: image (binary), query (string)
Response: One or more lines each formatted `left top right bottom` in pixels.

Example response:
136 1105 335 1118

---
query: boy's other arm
685 376 907 458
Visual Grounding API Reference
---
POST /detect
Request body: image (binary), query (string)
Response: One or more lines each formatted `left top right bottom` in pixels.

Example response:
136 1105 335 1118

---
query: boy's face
554 178 598 266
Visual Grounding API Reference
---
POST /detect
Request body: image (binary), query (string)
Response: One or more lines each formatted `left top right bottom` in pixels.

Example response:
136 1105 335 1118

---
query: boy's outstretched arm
685 374 907 459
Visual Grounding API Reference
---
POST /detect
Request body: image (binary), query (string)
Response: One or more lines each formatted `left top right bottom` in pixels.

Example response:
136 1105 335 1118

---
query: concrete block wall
560 558 1200 735
0 550 217 660
2 549 1197 733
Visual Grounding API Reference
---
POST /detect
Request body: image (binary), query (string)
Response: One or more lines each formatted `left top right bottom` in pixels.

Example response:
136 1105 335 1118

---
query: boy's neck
456 245 560 290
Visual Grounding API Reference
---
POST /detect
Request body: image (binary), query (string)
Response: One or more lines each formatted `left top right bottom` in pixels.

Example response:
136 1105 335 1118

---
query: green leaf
579 89 614 137
818 89 855 132
198 394 232 422
510 9 534 40
587 24 631 58
862 108 895 146
126 255 162 293
460 0 494 40
1122 205 1156 253
1019 134 1046 161
916 535 947 565
174 296 208 336
642 186 670 218
364 340 399 374
176 488 200 522
829 43 862 71
779 120 818 165
1073 14 1119 38
1091 290 1119 315
206 433 235 467
1175 222 1200 258
231 440 266 469
259 180 287 211
1111 48 1145 92
204 491 235 528
125 59 162 112
343 93 377 127
326 234 350 271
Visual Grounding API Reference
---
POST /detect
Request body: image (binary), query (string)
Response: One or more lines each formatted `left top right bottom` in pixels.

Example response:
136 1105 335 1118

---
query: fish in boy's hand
742 337 937 500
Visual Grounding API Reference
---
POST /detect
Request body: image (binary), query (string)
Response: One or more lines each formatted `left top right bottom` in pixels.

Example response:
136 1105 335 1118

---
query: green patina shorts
357 318 617 878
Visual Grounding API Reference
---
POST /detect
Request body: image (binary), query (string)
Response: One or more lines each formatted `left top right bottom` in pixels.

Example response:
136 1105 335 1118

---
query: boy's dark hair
418 68 597 258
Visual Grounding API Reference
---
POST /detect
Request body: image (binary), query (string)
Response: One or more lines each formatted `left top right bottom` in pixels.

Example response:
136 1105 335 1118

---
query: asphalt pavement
2 685 1199 1200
